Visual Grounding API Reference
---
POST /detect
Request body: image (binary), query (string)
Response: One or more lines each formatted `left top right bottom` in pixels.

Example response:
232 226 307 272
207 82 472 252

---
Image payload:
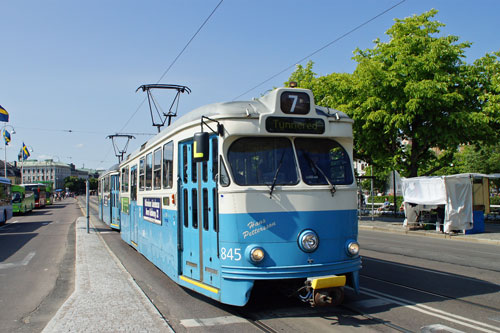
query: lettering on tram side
242 219 277 239
143 197 162 225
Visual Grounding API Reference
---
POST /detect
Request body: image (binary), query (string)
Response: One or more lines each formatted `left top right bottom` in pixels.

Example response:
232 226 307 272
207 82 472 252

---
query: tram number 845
220 247 242 261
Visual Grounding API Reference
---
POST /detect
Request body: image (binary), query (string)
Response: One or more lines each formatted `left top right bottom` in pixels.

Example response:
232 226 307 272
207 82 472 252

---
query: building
20 159 73 190
0 160 21 184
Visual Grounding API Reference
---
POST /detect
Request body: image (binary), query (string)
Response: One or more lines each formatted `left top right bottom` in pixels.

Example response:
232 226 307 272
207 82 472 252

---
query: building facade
21 159 73 190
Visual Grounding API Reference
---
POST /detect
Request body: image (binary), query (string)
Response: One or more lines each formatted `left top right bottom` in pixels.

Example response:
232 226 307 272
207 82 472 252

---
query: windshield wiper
304 153 336 197
269 151 285 198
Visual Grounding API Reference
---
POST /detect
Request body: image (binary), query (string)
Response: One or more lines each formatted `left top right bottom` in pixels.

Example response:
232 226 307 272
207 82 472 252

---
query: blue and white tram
98 164 121 229
117 86 361 306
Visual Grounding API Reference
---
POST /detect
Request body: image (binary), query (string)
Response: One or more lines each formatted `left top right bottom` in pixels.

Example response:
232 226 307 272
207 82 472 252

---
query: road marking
361 287 500 333
421 324 465 333
0 252 36 270
0 220 20 230
180 316 247 328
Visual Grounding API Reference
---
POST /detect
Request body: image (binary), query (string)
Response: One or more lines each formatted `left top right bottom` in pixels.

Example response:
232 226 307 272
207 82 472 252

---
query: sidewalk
359 215 500 246
42 216 173 332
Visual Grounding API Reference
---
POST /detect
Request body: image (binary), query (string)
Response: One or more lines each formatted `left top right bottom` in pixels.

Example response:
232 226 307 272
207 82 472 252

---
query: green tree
64 176 86 194
349 9 483 177
288 10 499 178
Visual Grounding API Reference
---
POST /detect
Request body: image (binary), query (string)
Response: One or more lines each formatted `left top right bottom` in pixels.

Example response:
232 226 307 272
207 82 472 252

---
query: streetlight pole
2 125 16 178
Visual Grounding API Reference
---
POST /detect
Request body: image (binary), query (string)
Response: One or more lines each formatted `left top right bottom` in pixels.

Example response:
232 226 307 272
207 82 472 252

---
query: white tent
401 174 475 233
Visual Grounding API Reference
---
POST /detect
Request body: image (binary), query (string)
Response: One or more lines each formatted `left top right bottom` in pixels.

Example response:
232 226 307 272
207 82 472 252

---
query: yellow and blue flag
0 105 9 122
3 130 11 145
22 142 30 160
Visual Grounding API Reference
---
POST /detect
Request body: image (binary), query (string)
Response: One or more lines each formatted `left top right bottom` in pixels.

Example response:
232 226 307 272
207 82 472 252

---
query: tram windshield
228 137 299 186
227 137 353 186
295 138 353 185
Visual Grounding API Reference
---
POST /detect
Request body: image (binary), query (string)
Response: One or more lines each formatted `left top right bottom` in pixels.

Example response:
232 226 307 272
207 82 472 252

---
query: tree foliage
287 9 500 178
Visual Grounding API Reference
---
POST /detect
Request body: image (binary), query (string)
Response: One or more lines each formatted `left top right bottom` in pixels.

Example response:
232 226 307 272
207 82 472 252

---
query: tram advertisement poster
121 197 129 214
143 197 162 224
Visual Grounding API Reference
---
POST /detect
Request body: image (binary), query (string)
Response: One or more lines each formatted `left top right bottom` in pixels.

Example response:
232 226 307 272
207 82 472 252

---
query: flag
3 130 11 145
22 142 30 160
0 105 9 122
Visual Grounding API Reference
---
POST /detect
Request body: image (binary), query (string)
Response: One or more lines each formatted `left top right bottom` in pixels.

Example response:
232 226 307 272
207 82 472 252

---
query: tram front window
228 137 298 186
295 138 353 185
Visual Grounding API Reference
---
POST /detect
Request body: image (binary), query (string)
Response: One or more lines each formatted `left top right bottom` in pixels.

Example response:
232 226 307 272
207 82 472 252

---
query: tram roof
124 88 352 163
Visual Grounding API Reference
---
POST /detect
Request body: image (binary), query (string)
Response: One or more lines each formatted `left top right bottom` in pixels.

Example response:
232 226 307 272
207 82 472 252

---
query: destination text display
265 117 325 134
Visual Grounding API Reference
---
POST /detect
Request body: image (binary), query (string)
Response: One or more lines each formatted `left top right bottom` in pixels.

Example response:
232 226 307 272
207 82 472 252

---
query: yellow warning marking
311 275 346 289
193 141 204 159
180 275 219 294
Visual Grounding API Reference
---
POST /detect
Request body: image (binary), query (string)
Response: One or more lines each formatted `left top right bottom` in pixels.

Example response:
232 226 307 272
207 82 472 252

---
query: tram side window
146 153 153 190
104 176 110 192
212 137 218 182
295 138 354 185
0 183 10 206
139 158 145 191
163 141 173 188
121 166 129 192
153 148 162 190
131 165 138 201
227 137 298 186
220 159 230 187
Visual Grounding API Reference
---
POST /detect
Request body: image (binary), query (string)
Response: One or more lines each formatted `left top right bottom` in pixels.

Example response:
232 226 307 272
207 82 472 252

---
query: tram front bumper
308 274 346 289
300 275 346 307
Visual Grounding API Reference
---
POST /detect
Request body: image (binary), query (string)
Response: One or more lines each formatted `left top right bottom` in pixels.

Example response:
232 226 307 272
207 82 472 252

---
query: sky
1 0 499 170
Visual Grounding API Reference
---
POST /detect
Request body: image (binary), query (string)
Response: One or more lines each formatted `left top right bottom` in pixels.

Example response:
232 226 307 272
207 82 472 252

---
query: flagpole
2 125 15 178
4 139 6 178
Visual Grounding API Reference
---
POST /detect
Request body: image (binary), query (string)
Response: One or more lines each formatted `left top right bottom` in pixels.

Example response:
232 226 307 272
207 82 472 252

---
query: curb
359 224 500 246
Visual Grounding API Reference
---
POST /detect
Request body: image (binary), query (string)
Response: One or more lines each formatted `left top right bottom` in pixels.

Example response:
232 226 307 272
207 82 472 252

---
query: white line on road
0 252 36 270
0 220 19 230
180 316 248 328
360 287 500 333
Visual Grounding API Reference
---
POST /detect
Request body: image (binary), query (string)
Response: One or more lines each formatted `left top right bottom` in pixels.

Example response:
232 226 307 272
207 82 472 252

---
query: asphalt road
0 199 78 333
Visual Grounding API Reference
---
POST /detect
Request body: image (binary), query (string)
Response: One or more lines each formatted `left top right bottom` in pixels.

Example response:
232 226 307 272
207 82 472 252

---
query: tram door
179 136 220 289
111 174 120 228
130 165 138 246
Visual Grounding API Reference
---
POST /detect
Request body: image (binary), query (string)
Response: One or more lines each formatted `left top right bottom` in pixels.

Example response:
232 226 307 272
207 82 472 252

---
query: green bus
38 181 54 205
12 185 35 214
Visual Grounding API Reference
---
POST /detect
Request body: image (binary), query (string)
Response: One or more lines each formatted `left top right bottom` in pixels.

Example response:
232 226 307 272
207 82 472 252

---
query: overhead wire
232 0 406 101
96 0 224 168
118 0 224 133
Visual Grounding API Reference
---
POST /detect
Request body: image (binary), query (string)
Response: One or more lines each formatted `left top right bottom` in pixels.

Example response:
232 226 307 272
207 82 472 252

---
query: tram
98 164 121 229
102 86 361 306
0 177 12 224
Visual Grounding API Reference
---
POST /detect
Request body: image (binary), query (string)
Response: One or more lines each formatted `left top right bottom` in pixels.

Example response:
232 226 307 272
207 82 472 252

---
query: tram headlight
250 247 265 263
345 240 360 256
298 230 319 253
246 246 265 264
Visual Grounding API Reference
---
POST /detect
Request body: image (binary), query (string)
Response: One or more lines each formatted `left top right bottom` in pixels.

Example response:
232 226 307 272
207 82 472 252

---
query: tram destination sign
265 116 325 134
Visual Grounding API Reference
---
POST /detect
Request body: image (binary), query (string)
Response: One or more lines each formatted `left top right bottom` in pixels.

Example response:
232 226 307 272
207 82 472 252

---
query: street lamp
2 124 16 178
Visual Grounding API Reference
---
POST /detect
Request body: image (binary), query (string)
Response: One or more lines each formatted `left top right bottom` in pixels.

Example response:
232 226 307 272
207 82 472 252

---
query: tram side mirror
193 132 209 162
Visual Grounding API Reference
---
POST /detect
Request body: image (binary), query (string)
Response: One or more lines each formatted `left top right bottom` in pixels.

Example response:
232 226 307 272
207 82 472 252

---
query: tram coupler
298 275 346 307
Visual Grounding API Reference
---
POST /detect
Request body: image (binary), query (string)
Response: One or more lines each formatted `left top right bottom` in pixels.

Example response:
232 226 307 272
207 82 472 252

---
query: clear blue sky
1 0 499 170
